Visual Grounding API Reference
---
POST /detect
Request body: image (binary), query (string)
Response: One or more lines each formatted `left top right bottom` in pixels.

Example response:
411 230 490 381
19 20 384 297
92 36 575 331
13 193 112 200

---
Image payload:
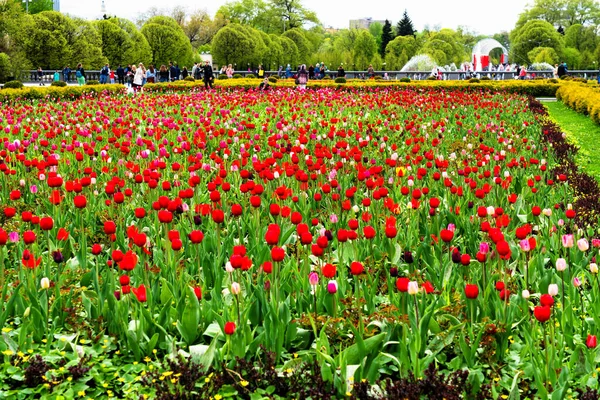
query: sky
59 0 530 35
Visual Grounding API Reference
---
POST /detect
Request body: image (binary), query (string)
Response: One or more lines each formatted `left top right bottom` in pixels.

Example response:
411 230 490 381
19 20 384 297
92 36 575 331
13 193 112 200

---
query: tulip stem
413 295 420 330
560 270 565 310
544 324 549 391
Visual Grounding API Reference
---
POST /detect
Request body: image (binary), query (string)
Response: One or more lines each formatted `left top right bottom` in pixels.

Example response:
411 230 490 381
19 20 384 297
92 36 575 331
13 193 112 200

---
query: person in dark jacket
337 65 345 78
203 60 214 89
63 66 71 82
182 67 189 79
116 65 125 84
158 65 169 83
557 63 566 77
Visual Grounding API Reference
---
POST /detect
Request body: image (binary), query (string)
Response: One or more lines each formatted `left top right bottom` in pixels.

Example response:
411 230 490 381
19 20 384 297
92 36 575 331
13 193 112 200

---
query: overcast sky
60 0 530 35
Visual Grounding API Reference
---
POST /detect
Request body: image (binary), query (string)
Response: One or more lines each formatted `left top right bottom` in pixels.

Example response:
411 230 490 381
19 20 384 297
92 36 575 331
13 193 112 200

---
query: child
110 69 115 84
53 70 60 82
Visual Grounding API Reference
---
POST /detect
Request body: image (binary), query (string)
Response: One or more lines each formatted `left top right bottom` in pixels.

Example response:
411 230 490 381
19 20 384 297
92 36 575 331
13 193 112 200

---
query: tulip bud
548 283 559 296
308 272 319 287
327 280 338 294
561 234 574 248
225 261 234 273
578 239 589 252
521 289 530 299
407 281 419 295
573 277 582 288
40 277 50 289
24 307 30 318
555 258 567 272
590 263 598 274
231 282 241 295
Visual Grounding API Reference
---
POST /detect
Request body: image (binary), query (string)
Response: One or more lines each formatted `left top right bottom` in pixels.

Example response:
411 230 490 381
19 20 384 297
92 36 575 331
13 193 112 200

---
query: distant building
349 18 386 30
53 0 60 12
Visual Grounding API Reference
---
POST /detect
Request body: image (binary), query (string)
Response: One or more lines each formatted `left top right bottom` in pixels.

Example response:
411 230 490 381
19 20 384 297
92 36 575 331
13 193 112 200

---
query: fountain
401 54 438 72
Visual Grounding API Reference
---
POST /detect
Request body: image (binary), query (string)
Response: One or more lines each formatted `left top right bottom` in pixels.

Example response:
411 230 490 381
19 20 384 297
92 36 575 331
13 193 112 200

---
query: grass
545 100 600 181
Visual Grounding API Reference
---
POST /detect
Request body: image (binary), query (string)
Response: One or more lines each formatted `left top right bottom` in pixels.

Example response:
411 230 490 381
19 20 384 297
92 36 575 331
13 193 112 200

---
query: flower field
0 87 599 399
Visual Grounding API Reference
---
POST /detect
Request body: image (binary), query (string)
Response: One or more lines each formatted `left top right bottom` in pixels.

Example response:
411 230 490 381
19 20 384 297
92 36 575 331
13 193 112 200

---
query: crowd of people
49 60 216 90
32 59 599 89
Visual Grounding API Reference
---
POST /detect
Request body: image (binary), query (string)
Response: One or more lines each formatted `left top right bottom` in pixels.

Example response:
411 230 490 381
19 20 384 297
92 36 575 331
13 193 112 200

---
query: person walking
367 64 375 79
202 60 214 89
99 63 109 84
62 65 71 82
285 64 292 78
297 64 309 89
182 66 189 79
117 65 125 84
75 64 85 86
132 63 146 92
37 67 44 85
109 69 115 84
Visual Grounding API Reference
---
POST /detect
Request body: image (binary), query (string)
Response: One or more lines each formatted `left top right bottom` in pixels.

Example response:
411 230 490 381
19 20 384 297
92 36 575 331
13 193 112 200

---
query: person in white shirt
133 63 146 92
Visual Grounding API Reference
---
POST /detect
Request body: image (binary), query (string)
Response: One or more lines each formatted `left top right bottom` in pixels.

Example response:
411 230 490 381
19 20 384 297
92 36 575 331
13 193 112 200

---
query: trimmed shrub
427 76 437 80
246 74 256 79
232 74 243 79
399 77 411 83
217 74 228 80
374 76 383 81
51 81 67 87
2 80 23 89
480 76 491 81
334 77 347 84
184 76 195 82
469 78 481 83
268 76 278 83
86 80 100 86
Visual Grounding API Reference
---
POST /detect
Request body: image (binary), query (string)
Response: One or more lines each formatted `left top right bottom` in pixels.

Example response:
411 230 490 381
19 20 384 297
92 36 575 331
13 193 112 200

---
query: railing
13 69 600 83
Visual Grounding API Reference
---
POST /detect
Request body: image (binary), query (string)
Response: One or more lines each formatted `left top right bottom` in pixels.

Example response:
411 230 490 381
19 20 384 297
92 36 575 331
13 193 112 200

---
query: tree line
1 0 600 83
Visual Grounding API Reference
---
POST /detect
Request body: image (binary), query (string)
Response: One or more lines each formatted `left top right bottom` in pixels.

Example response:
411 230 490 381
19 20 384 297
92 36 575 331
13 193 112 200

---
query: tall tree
21 0 53 14
510 20 564 64
380 19 394 57
515 0 600 30
353 29 377 70
211 24 255 67
141 16 194 67
396 10 415 37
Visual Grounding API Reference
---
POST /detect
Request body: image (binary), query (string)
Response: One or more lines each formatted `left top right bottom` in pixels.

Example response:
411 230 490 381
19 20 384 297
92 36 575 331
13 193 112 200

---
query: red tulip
465 284 479 299
322 263 336 278
57 228 69 241
91 244 103 255
224 321 236 335
271 247 285 262
194 287 202 300
211 209 225 224
0 229 7 245
231 204 242 216
422 281 435 294
119 250 138 271
73 195 87 209
119 275 130 286
363 226 376 239
132 284 147 302
396 277 409 292
135 208 146 218
104 221 116 235
534 305 551 323
189 230 204 244
586 334 597 349
23 231 36 244
262 261 273 274
440 229 454 243
540 294 554 307
350 261 364 276
40 217 54 231
158 210 173 224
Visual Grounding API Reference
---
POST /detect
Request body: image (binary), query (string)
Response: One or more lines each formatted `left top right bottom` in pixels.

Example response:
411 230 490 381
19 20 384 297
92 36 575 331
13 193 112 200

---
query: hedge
555 81 600 125
0 80 562 103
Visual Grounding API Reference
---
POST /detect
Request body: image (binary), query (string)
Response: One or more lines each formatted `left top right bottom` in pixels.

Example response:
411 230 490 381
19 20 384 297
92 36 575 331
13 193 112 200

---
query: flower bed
0 87 598 398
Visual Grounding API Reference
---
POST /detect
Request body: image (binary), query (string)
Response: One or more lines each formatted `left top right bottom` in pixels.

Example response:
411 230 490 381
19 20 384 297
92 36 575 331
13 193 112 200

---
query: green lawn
545 100 600 181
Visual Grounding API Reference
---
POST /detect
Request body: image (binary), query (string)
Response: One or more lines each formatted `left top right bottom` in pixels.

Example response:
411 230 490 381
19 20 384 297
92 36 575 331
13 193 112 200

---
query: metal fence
16 69 600 83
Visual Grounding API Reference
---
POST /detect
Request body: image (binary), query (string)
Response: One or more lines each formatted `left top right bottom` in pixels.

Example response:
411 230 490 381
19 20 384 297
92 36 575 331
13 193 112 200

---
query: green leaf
336 333 386 365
